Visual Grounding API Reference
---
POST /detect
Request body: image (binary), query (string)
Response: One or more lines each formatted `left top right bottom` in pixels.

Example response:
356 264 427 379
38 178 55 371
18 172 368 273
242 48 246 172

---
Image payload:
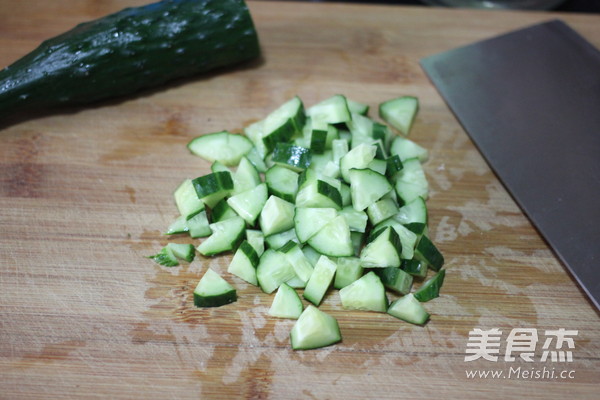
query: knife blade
420 19 600 310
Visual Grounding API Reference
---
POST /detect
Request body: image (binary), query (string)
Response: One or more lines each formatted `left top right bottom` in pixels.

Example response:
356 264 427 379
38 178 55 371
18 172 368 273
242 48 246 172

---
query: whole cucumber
0 0 260 118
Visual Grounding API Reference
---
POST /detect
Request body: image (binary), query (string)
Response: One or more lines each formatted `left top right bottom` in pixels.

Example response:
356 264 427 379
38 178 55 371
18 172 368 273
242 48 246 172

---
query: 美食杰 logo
463 328 578 380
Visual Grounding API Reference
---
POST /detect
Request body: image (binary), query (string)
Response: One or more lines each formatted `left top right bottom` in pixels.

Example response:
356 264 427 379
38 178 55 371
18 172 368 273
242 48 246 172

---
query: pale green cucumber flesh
339 271 388 312
256 249 297 294
360 227 402 268
197 216 245 256
279 241 314 282
294 207 338 243
259 195 296 237
227 183 268 225
379 96 419 135
265 165 299 203
269 283 303 319
174 178 205 218
387 293 429 325
187 210 212 238
303 255 337 306
166 215 189 235
307 215 354 257
349 168 392 211
193 268 237 308
333 257 364 289
228 240 260 286
290 305 341 350
188 131 253 166
265 228 299 250
167 243 195 262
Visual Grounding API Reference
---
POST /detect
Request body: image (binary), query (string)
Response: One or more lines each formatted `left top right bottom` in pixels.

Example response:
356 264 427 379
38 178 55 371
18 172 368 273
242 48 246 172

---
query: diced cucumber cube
413 269 446 302
227 183 268 225
265 228 299 250
414 235 444 271
333 257 364 289
390 135 428 162
233 156 262 194
295 179 342 210
279 241 314 283
294 207 337 243
192 171 234 209
147 245 179 267
339 271 388 312
272 143 312 172
245 229 265 256
167 243 195 263
307 215 354 257
303 255 337 306
193 268 237 308
340 143 377 183
379 96 419 136
259 195 295 237
360 226 402 268
394 196 428 225
290 305 341 350
187 210 212 238
306 94 352 124
269 283 303 319
256 249 297 294
375 267 413 295
228 240 260 286
348 168 392 211
394 158 428 205
401 258 428 278
262 96 306 153
187 130 253 166
367 198 399 226
166 215 188 235
211 199 238 223
174 178 204 218
197 216 245 256
346 98 369 116
387 293 429 325
265 165 299 203
338 206 368 233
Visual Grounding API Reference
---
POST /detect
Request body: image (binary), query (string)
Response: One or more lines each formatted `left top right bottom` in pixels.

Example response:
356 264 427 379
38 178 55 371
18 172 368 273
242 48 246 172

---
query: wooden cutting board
1 1 599 398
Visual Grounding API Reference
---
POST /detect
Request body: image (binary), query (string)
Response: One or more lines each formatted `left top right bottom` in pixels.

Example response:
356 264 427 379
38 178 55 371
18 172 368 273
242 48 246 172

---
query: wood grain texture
1 1 599 398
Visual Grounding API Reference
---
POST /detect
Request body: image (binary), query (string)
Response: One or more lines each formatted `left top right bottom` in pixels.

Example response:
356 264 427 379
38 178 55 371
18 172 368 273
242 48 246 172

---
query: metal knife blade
420 19 600 310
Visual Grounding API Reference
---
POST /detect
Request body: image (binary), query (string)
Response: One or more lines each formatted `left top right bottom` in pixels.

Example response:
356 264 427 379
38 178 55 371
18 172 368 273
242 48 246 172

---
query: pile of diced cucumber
149 94 446 350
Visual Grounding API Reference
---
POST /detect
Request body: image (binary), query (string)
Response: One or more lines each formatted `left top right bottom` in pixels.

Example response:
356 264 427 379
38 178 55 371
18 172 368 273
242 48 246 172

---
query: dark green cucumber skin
272 143 312 171
192 171 234 199
367 225 401 251
148 248 179 267
238 240 260 266
310 129 327 154
297 169 313 190
401 258 427 277
316 180 343 209
405 222 427 236
193 290 237 307
375 267 413 295
0 0 260 117
415 235 444 271
211 199 237 222
414 269 446 302
386 155 403 178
